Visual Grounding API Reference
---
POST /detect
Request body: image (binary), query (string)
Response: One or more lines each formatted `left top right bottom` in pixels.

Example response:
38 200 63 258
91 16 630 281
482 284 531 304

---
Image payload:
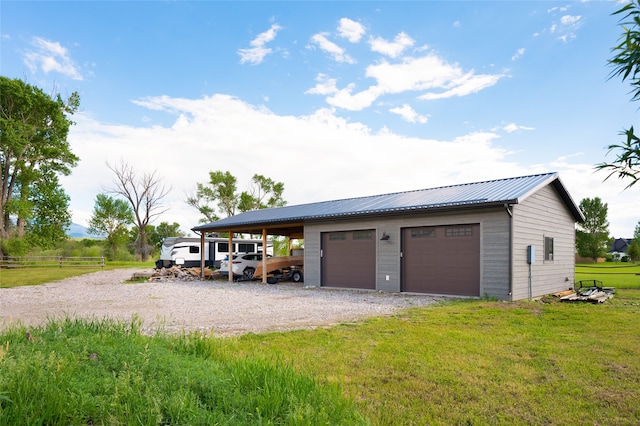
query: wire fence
0 256 105 269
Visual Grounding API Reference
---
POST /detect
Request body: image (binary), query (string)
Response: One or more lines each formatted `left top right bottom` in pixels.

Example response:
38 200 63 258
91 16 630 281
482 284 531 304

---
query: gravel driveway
0 269 443 336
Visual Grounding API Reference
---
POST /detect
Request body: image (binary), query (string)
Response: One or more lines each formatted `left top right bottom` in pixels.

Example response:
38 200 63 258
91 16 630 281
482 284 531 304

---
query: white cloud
311 54 504 110
23 36 83 80
338 18 365 42
326 84 382 111
560 15 581 26
418 71 503 100
511 47 525 61
369 32 414 58
547 12 582 42
310 32 356 64
238 23 282 64
61 93 634 237
389 104 429 124
502 123 535 133
305 73 338 95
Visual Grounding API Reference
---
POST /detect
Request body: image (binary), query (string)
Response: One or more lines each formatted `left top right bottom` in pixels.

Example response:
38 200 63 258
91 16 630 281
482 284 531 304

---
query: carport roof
191 172 584 235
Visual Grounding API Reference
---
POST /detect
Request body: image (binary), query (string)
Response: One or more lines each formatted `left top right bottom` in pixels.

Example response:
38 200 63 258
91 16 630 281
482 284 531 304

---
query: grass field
575 262 640 289
1 264 639 424
0 261 155 288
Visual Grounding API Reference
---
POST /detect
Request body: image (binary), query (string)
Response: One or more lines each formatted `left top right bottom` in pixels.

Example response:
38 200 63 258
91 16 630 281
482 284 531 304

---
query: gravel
0 269 444 336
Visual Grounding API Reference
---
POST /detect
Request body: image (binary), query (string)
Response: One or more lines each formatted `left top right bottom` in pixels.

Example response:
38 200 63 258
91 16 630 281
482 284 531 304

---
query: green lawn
1 265 639 424
576 262 640 289
0 262 154 288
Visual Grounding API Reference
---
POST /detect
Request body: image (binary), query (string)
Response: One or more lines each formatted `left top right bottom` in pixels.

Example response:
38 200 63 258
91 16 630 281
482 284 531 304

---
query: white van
155 237 271 269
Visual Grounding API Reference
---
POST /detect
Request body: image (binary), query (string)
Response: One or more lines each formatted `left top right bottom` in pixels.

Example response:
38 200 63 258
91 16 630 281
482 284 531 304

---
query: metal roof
192 172 584 233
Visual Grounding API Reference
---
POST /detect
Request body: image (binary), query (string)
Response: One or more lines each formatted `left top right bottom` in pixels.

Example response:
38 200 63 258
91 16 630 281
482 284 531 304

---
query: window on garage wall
411 227 435 238
544 236 554 261
445 226 473 237
353 230 373 240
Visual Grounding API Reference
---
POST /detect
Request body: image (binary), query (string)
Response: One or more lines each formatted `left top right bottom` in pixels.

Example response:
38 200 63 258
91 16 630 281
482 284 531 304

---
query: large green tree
88 194 134 260
25 169 72 249
576 197 611 262
0 76 79 248
186 171 286 224
599 1 640 188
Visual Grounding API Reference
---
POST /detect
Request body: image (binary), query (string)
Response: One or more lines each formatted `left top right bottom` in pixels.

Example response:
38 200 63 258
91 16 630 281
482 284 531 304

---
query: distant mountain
67 223 102 239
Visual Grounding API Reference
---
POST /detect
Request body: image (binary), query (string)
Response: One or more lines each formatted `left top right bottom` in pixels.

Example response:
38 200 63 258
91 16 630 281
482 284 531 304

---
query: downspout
505 203 513 301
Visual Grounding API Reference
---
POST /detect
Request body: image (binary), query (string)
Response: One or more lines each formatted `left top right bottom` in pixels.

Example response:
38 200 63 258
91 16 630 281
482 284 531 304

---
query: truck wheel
243 268 255 280
291 270 303 283
267 277 278 284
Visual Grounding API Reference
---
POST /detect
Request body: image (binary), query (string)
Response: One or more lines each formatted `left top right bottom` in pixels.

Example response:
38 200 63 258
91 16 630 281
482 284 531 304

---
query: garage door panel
402 224 480 296
322 230 376 289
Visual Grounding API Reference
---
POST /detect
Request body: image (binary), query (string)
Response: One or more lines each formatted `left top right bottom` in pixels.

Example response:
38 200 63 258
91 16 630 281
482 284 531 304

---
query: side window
218 242 229 252
189 246 199 254
544 237 554 261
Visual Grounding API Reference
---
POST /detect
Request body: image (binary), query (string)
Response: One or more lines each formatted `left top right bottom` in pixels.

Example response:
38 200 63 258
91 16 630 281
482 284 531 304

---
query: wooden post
200 233 205 279
262 228 267 284
228 233 234 283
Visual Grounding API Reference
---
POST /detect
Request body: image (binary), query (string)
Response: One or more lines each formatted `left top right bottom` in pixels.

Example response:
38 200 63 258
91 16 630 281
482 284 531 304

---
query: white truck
155 237 271 269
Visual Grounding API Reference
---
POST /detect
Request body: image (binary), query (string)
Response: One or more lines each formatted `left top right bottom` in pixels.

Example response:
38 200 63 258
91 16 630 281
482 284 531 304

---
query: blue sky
1 1 638 237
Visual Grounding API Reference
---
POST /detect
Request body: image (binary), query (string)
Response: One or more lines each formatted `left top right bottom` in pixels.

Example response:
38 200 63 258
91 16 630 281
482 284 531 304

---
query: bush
0 237 30 256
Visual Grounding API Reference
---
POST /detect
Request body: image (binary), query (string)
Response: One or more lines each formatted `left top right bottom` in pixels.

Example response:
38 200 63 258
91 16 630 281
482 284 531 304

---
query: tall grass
0 318 366 425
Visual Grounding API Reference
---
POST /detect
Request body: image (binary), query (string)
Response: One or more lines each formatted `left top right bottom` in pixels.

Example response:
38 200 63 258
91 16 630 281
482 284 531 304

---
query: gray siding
304 207 512 299
511 185 576 300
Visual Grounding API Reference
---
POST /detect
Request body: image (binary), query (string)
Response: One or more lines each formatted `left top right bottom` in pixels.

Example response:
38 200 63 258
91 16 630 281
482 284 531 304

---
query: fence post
101 257 105 268
59 256 63 268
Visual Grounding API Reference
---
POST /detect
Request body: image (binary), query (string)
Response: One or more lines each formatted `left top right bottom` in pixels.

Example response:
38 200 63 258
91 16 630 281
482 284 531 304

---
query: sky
1 0 639 238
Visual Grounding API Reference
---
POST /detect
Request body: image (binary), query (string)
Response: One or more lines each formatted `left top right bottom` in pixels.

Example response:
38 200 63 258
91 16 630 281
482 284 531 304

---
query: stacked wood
558 286 615 304
146 266 216 282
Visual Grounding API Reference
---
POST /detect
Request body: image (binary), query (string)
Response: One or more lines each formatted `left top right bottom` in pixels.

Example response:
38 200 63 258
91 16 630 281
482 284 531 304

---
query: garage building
192 172 584 301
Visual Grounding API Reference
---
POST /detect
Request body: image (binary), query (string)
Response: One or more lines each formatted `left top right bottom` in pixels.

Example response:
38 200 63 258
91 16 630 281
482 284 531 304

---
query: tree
598 1 640 188
25 169 72 249
186 171 286 224
627 220 640 261
0 76 79 246
105 161 170 262
147 222 186 252
87 194 134 260
576 197 611 262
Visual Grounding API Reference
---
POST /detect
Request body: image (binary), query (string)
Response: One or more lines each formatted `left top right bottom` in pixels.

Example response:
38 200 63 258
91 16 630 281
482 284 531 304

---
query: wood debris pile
144 266 218 282
555 282 615 304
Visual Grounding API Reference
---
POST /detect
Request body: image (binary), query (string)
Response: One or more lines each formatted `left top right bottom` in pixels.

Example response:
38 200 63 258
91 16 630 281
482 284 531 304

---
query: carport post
200 232 205 279
228 233 234 283
262 228 267 284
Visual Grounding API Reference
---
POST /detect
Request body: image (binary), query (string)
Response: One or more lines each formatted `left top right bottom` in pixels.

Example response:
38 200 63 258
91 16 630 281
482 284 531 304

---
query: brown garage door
402 224 480 296
321 230 376 289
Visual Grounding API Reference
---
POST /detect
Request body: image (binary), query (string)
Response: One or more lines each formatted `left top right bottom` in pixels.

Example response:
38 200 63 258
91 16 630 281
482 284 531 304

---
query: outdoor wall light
380 232 390 241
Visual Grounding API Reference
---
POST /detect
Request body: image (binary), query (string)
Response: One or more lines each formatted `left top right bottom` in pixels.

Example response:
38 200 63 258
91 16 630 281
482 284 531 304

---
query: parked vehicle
219 252 272 279
155 237 271 269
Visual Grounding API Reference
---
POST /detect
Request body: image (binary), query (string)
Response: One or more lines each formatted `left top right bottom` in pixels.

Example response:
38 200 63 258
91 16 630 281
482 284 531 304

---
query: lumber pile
558 286 615 304
146 265 216 281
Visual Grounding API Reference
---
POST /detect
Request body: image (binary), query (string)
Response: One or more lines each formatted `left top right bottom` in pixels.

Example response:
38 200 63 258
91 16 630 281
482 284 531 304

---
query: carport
192 218 304 283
